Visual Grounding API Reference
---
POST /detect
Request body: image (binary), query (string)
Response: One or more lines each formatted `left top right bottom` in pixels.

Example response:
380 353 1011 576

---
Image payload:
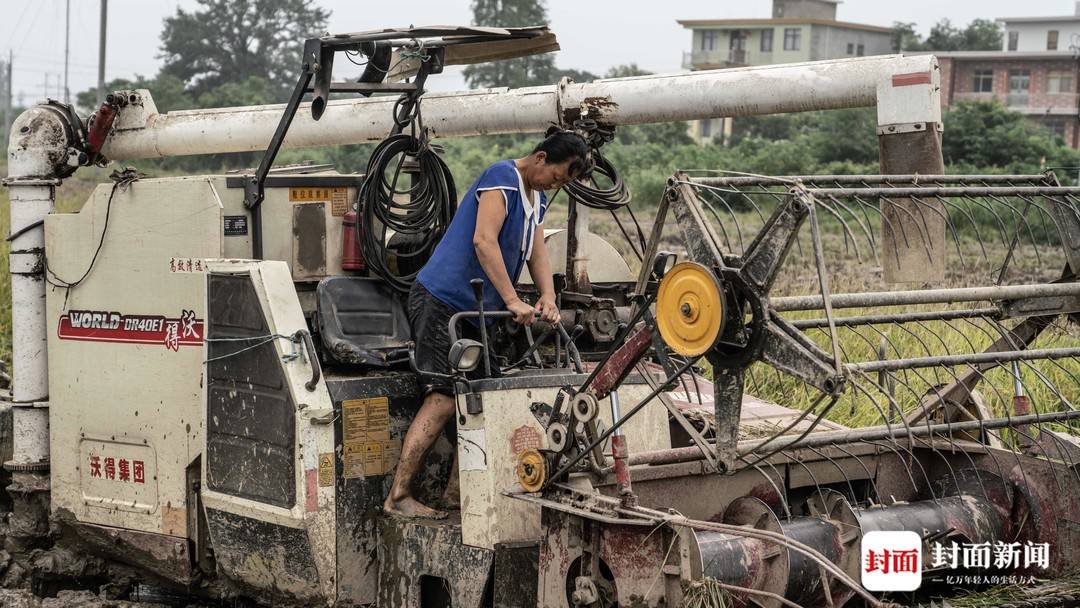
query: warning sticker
318 453 334 487
290 186 349 217
342 397 400 478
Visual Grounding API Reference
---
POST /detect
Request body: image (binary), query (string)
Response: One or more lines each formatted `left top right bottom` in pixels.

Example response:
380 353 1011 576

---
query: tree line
35 0 1069 195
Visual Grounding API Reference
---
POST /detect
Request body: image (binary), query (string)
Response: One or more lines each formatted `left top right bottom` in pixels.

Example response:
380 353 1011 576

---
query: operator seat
315 277 411 367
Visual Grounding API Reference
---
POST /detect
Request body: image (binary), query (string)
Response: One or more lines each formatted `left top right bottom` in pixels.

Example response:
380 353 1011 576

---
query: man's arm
526 228 560 324
473 190 536 325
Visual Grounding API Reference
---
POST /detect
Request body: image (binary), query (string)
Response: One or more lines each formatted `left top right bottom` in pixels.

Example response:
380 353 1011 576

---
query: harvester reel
655 262 726 357
664 181 845 397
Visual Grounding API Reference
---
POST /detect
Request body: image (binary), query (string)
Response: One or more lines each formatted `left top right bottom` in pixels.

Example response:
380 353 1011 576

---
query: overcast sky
3 0 1077 107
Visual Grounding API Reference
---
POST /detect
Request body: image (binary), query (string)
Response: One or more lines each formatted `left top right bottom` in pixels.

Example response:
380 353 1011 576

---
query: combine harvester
4 26 1080 607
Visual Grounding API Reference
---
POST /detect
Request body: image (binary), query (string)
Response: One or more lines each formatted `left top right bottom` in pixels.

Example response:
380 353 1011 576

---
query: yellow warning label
289 186 349 216
341 397 400 478
318 453 334 487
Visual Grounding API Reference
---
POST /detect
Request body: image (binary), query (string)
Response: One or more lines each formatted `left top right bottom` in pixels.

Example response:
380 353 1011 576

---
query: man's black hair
533 127 591 178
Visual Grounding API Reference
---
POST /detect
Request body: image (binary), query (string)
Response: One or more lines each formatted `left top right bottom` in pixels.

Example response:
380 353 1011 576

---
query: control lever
553 273 567 367
567 325 586 373
470 278 492 378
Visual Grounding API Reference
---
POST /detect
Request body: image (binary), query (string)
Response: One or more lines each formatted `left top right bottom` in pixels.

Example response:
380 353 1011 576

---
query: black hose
358 133 456 293
564 148 631 210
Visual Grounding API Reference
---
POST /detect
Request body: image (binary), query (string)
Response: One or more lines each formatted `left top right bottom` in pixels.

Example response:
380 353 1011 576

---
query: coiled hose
562 143 646 258
358 133 456 293
564 147 632 210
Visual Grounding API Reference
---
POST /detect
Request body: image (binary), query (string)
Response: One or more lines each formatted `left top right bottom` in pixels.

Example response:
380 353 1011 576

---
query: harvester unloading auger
2 24 1080 608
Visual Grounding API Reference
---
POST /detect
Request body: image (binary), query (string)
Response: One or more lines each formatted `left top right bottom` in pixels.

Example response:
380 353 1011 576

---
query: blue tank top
416 160 549 315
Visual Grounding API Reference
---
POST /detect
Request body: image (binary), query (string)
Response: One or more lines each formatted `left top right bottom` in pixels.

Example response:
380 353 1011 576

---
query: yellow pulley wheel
656 262 725 356
516 448 546 493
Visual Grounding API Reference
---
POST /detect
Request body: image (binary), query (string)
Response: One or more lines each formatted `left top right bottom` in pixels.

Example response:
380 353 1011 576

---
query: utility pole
97 0 108 104
65 0 71 104
1 51 10 143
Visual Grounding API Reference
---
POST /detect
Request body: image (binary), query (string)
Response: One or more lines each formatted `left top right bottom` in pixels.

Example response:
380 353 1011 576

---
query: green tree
462 0 557 88
924 19 964 51
75 74 193 115
896 18 1003 52
159 0 329 99
195 76 279 109
962 19 1004 51
891 22 925 52
942 100 1077 170
804 108 878 165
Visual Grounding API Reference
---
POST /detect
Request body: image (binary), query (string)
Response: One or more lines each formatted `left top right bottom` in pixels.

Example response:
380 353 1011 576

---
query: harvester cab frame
4 22 1080 608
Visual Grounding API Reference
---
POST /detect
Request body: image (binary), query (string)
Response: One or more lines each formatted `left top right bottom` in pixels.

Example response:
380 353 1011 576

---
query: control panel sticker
223 215 248 236
342 397 400 478
289 186 349 216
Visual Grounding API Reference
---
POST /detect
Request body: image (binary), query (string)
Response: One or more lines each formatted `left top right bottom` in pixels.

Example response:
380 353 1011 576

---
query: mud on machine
4 24 1080 608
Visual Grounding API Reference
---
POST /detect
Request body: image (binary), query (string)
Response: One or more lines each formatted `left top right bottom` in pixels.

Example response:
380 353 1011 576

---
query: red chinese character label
862 531 922 591
86 453 147 485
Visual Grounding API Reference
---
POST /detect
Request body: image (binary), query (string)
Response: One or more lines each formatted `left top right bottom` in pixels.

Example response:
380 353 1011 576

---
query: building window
1008 69 1031 106
972 69 994 93
847 42 854 55
1008 70 1031 93
761 29 773 52
1047 71 1073 93
1008 31 1019 51
856 43 865 56
1048 30 1059 50
701 30 718 51
700 119 711 139
783 28 801 51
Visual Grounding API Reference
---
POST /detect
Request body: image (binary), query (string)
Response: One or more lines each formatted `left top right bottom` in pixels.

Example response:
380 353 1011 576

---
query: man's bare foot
383 495 447 520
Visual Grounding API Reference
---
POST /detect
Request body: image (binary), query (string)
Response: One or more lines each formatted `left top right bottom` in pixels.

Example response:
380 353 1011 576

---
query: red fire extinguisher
342 208 365 271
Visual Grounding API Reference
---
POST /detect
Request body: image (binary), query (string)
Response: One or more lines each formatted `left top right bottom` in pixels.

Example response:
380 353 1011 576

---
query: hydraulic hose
564 147 631 210
358 133 456 293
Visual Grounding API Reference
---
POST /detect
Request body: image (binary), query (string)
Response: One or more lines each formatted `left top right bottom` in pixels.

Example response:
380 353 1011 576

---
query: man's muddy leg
384 392 455 519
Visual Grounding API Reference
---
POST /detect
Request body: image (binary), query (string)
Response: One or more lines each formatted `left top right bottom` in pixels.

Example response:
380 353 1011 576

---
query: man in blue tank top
385 129 590 519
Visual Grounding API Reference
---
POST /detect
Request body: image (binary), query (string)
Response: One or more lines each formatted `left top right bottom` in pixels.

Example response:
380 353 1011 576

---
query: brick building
678 0 892 142
938 52 1079 147
935 7 1080 149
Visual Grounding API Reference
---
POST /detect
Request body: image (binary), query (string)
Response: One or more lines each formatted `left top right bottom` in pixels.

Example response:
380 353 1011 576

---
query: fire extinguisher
342 207 365 271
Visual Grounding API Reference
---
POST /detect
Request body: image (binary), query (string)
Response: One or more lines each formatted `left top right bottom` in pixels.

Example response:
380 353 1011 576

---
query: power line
98 0 107 104
12 1 46 57
65 0 70 103
2 51 12 141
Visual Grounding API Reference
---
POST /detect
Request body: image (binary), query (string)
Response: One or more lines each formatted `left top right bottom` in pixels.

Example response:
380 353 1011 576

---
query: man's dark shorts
408 281 499 397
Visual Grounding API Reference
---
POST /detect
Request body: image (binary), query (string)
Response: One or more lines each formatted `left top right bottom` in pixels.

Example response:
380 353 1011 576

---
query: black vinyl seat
315 277 411 367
